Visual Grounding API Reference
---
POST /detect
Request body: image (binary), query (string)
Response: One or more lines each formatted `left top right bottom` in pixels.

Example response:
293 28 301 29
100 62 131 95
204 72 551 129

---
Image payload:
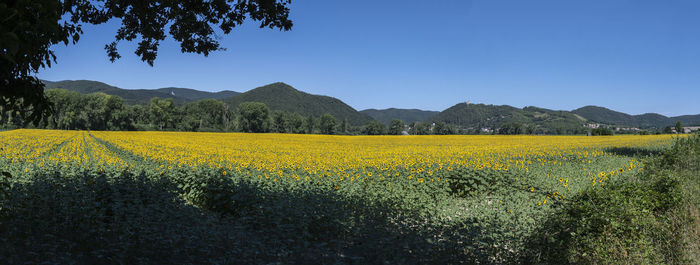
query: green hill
673 114 700 126
42 80 239 105
359 108 439 125
571 106 635 126
572 106 700 127
222 82 374 126
39 80 699 129
154 87 239 101
430 103 587 134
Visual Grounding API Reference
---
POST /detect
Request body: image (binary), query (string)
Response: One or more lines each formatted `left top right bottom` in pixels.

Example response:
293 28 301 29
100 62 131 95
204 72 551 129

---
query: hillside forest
1 81 697 135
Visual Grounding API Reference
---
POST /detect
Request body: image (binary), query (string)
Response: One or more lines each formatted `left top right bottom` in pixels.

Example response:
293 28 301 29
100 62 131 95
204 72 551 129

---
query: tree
388 119 404 135
498 123 523 135
363 120 387 135
339 118 348 134
305 115 316 134
411 122 430 135
319 113 336 135
287 112 305 134
149 98 176 130
110 104 136 131
104 94 125 129
40 89 132 130
591 127 614 136
272 110 287 133
180 99 228 131
675 121 684 134
1 0 293 124
433 121 456 135
83 93 129 130
237 102 270 133
663 126 674 134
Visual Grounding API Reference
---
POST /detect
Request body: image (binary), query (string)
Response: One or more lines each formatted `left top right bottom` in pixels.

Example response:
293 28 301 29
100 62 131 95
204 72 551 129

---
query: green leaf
0 53 16 64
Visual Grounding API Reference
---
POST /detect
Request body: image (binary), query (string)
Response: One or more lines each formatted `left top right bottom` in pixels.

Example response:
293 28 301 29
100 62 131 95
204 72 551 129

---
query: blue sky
38 0 700 116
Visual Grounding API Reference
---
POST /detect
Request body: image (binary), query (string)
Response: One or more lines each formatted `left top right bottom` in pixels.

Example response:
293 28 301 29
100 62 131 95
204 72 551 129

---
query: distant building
585 123 601 129
683 126 700 133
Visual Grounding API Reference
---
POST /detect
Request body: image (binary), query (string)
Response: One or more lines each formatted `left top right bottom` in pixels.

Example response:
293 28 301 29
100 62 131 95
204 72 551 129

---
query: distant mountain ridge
572 106 700 127
221 82 374 126
42 80 239 105
40 79 700 129
360 108 439 125
154 87 240 101
430 103 587 134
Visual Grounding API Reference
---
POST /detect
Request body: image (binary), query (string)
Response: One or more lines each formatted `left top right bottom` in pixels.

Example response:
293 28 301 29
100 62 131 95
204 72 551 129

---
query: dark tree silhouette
1 0 293 124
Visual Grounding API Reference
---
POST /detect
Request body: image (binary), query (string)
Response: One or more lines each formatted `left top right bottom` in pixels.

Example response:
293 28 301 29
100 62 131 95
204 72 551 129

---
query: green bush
527 134 700 264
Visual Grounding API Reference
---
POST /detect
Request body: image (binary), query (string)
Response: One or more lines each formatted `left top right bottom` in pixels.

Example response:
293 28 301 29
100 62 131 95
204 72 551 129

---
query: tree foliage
410 122 431 135
1 0 293 123
433 121 456 135
363 120 387 135
591 127 614 136
319 113 336 135
237 102 270 133
149 98 177 130
2 92 395 134
388 119 404 135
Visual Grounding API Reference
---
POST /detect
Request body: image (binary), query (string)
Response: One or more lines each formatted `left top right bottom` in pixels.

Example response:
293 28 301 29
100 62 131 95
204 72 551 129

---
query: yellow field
1 129 677 194
2 129 675 172
91 130 671 176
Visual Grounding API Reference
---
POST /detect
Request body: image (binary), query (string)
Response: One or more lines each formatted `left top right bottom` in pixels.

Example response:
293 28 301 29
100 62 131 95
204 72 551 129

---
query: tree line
6 89 670 136
0 89 413 135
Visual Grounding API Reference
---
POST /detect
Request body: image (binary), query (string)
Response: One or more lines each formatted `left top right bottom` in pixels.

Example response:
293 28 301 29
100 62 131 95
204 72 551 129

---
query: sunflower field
0 129 681 263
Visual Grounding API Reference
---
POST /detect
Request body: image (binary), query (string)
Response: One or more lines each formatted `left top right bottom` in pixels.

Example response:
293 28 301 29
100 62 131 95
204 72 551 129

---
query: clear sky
37 0 700 116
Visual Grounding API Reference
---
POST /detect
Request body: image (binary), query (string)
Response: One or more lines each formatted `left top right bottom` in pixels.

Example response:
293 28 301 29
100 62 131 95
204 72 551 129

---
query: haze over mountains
42 80 700 129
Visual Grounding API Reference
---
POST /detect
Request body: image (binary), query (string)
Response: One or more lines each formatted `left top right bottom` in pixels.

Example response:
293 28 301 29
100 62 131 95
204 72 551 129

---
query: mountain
153 87 239 100
571 106 634 126
673 114 700 126
40 80 700 129
42 80 239 105
572 106 700 127
222 82 374 126
430 103 587 134
360 108 439 125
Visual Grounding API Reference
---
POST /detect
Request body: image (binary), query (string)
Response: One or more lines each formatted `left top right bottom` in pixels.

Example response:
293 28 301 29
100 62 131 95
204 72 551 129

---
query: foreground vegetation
0 130 695 263
528 132 700 264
